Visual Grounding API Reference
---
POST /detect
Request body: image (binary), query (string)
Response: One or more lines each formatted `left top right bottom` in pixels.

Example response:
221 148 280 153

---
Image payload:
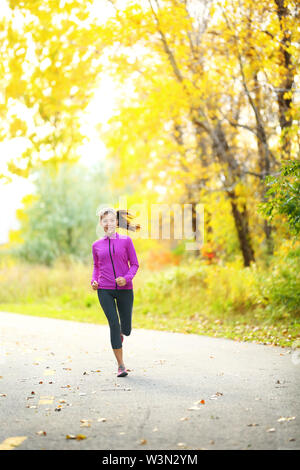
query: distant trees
10 163 112 265
1 0 299 266
99 0 299 265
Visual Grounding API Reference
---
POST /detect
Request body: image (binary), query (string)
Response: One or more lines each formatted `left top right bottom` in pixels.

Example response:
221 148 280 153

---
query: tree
258 160 300 237
9 162 112 265
1 0 106 181
98 0 299 265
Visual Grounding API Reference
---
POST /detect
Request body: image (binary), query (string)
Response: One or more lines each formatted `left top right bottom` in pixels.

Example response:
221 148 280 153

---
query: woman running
91 207 140 377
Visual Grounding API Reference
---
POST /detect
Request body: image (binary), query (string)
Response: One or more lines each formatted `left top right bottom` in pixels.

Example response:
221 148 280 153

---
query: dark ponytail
116 209 141 232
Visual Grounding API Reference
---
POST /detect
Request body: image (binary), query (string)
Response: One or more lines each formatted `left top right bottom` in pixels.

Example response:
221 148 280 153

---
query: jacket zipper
109 238 118 289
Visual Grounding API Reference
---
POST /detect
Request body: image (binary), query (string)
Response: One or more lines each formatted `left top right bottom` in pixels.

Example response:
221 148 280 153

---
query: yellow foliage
8 229 23 245
2 0 105 178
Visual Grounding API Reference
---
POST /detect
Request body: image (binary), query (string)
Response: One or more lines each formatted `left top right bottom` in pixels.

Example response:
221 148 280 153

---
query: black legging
97 288 134 349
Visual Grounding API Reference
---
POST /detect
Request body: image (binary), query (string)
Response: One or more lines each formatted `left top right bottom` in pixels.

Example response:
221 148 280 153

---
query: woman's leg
112 347 124 367
115 289 134 338
97 289 124 366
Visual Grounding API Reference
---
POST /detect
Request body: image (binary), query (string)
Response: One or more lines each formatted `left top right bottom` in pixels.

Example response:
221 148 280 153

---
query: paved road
0 311 299 450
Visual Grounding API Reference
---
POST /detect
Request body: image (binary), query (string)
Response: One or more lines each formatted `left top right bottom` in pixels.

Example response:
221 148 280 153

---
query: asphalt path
0 311 299 450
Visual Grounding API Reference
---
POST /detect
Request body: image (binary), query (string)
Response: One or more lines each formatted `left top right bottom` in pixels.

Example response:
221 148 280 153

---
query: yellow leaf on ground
39 396 54 405
0 436 27 450
66 434 87 440
44 370 56 376
80 419 91 427
177 442 187 447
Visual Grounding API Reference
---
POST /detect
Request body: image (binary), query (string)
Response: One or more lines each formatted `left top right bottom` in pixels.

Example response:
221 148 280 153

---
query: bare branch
148 0 184 83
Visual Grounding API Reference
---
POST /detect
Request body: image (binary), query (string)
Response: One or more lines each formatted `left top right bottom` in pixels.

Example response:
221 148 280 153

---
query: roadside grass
0 250 299 348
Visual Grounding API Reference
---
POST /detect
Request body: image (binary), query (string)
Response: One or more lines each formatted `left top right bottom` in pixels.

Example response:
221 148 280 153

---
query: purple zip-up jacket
91 231 139 290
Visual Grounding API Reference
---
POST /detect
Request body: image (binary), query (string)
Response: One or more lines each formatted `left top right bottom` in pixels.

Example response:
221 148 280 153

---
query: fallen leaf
194 399 205 405
36 431 47 436
0 394 7 397
66 434 86 440
247 423 259 427
44 370 56 376
0 436 27 450
277 417 296 422
97 418 106 422
80 419 91 427
139 439 147 445
266 428 276 432
179 417 189 421
177 442 187 448
39 396 54 405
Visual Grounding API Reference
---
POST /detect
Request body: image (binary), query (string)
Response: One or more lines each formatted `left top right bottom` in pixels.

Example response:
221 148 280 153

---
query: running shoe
117 364 128 377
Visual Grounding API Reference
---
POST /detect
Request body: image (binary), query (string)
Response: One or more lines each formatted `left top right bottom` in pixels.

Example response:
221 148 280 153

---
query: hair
99 207 141 232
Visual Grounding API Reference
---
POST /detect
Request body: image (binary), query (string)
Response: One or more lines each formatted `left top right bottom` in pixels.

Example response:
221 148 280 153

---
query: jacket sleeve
91 243 99 286
124 237 139 284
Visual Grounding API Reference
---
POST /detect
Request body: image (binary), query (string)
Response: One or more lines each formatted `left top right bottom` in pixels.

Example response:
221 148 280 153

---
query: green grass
1 299 299 348
0 252 299 348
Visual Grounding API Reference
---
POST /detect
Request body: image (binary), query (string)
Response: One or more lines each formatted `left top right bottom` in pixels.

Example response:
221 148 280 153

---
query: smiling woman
91 207 141 378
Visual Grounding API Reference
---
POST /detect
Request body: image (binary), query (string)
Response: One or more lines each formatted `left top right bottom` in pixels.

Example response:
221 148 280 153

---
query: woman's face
100 212 117 235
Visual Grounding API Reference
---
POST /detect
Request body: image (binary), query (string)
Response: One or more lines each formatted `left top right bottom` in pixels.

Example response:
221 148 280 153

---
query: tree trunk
253 72 274 255
227 190 256 267
274 0 296 160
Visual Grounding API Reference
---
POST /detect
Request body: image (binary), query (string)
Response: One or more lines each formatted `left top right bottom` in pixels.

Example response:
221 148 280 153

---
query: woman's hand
115 277 127 287
91 280 99 290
